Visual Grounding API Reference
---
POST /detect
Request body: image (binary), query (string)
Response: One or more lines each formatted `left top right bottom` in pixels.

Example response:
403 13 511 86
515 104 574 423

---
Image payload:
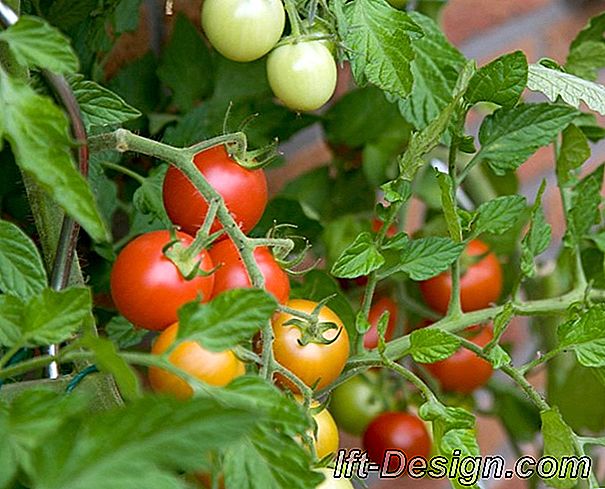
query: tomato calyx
226 138 279 170
162 231 219 281
283 297 344 347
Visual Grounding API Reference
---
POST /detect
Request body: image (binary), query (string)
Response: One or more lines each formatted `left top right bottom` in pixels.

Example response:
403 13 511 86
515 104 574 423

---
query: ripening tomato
149 322 245 399
371 218 397 237
329 373 385 436
272 299 350 391
419 239 502 314
315 468 354 489
201 0 285 62
363 412 431 472
267 40 337 112
312 403 340 459
209 239 290 303
423 326 494 394
364 296 397 349
162 145 268 237
110 230 214 331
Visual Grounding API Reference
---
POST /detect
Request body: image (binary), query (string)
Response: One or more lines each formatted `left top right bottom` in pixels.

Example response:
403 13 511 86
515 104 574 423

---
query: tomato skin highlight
419 239 502 314
364 296 397 349
162 145 268 237
329 373 384 436
272 299 350 391
209 239 290 304
423 326 494 394
267 40 338 112
110 230 214 331
201 0 285 62
149 323 245 399
362 412 431 472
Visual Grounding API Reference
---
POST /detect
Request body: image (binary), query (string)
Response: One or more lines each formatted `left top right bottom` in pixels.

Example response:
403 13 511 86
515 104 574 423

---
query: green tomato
267 40 337 112
201 0 285 62
387 0 408 8
315 468 354 489
329 374 385 436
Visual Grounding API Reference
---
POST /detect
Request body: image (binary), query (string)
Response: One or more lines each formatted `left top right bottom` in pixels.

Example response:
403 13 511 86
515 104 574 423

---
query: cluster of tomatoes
200 0 338 112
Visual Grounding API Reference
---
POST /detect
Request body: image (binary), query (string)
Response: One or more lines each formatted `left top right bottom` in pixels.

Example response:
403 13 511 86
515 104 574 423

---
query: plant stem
100 161 146 184
283 0 302 37
519 347 562 375
0 345 22 370
383 358 439 404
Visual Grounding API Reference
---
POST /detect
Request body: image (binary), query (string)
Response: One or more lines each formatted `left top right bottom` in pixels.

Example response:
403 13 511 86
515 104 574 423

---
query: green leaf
30 396 257 489
521 181 551 277
473 195 526 236
566 41 605 81
490 380 541 443
527 64 605 115
343 0 422 98
410 328 461 363
570 12 605 50
0 16 78 73
331 232 385 279
157 14 213 111
105 316 147 349
132 165 170 224
398 12 466 130
419 402 475 432
466 51 528 108
46 0 98 30
541 408 580 489
390 236 464 281
399 61 475 180
435 170 462 242
0 73 108 242
492 302 514 342
0 287 91 348
68 75 141 129
567 164 604 244
556 124 590 186
178 289 277 351
558 305 605 368
0 219 47 300
485 345 511 369
81 336 141 401
474 103 579 175
440 429 481 489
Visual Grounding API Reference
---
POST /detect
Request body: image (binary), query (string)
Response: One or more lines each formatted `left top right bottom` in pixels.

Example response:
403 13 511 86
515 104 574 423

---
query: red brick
442 0 553 45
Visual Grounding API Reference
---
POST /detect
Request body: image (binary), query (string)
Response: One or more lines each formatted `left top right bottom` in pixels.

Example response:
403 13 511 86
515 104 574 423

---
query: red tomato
363 412 431 472
364 296 397 349
371 218 397 237
423 326 494 393
110 230 214 331
162 145 268 236
209 239 290 304
419 239 502 314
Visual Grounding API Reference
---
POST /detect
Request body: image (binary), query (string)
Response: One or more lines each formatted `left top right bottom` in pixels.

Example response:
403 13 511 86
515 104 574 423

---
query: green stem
283 0 302 37
100 161 146 184
383 358 439 404
519 347 562 375
0 344 22 370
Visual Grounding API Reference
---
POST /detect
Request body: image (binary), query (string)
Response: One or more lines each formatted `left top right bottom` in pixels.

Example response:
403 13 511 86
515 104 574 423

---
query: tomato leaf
343 0 422 98
527 64 605 115
521 181 551 277
68 75 141 129
398 12 466 131
0 16 78 73
419 402 475 432
0 72 109 242
566 164 604 246
178 288 278 351
440 429 481 489
410 328 461 363
472 195 527 237
490 380 541 443
132 165 171 225
385 236 464 281
466 51 528 108
29 396 257 489
541 408 582 489
157 14 213 111
81 336 142 401
556 124 591 186
558 305 605 368
435 170 463 242
485 345 511 369
474 103 579 175
566 12 605 81
331 232 385 279
0 219 47 300
105 316 147 349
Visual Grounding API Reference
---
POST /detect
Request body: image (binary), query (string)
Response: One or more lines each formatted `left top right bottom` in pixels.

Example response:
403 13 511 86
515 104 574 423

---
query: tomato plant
310 403 340 459
201 0 285 62
209 238 290 303
364 296 397 349
271 299 349 391
329 373 386 436
266 40 338 112
419 239 503 314
149 322 245 399
110 230 214 331
363 412 432 471
163 145 268 236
